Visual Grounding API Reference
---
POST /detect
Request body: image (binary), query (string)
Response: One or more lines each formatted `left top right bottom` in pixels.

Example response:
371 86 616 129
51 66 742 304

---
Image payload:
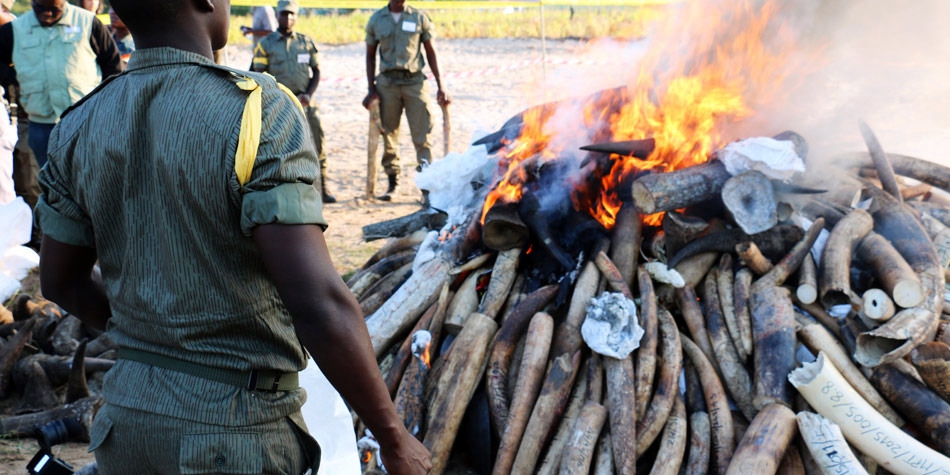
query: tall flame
481 0 814 230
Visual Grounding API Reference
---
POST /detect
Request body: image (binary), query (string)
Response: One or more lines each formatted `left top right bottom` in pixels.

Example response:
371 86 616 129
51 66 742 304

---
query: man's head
79 0 101 14
32 0 67 27
1 0 14 13
276 0 297 34
388 0 406 13
111 0 230 54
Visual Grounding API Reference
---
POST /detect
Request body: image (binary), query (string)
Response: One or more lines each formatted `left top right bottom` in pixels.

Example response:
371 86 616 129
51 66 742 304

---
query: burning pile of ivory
0 294 113 443
350 110 950 474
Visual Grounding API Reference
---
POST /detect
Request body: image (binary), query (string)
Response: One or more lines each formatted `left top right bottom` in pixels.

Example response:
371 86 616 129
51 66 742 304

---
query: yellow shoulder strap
234 75 305 188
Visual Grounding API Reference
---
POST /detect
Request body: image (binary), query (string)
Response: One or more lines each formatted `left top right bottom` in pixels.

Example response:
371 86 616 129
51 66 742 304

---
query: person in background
253 0 335 203
108 7 134 61
35 0 430 473
0 1 13 25
363 0 450 202
0 0 121 250
78 0 101 14
0 0 122 169
241 5 277 51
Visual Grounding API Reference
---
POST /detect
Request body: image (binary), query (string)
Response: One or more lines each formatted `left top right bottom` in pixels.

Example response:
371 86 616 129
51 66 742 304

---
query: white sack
718 137 805 182
300 357 361 475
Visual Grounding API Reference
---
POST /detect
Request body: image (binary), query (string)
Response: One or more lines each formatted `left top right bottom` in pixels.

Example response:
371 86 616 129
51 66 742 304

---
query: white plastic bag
300 357 361 475
0 198 38 302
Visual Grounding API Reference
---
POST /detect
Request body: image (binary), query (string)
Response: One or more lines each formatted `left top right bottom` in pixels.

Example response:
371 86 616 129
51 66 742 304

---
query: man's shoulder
367 7 390 22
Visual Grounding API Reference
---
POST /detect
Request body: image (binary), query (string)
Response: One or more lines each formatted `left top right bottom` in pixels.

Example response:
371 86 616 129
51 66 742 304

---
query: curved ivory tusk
796 411 869 475
789 352 950 475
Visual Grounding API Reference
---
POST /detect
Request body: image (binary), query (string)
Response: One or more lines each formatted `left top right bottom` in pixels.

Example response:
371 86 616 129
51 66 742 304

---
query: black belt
382 69 422 80
118 348 299 392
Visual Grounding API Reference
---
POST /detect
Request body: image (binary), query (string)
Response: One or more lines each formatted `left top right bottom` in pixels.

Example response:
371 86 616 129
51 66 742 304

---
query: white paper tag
297 54 309 64
64 25 80 34
402 21 417 32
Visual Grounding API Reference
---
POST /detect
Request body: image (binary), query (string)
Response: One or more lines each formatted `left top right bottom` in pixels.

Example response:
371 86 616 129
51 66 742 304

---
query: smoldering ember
4 1 950 475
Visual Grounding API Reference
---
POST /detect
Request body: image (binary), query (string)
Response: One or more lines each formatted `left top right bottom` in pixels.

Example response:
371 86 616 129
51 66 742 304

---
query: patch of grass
229 6 663 46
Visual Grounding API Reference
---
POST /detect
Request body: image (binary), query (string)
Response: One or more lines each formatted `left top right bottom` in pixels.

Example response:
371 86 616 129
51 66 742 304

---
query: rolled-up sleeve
238 80 327 236
35 133 95 247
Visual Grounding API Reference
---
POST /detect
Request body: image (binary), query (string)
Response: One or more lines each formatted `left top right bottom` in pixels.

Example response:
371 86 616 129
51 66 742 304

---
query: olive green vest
12 5 101 124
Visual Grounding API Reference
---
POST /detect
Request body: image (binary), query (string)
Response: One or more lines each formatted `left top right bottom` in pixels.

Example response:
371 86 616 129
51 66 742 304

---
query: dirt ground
0 36 605 474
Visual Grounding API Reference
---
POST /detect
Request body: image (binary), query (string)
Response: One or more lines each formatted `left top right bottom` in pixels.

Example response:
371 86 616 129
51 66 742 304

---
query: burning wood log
423 313 497 475
795 411 869 475
725 403 798 475
818 208 873 308
869 363 950 457
721 170 778 234
630 160 732 214
361 208 446 241
558 401 608 475
910 342 950 404
790 353 950 474
492 312 553 475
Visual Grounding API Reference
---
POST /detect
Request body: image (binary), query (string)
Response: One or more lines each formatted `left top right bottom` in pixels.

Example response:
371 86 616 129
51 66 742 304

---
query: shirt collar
126 47 216 72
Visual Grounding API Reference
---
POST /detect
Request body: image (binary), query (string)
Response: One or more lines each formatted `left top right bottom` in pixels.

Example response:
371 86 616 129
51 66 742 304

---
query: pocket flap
87 413 113 453
180 432 263 474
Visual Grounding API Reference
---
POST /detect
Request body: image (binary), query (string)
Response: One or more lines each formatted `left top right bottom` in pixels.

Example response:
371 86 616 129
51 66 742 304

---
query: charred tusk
360 229 428 271
423 313 497 475
635 266 659 421
910 342 950 404
681 334 735 475
819 208 874 307
869 363 950 457
758 218 825 288
703 272 756 420
492 312 554 475
667 225 803 269
637 306 683 456
725 403 798 475
66 339 91 403
716 255 747 362
558 401 608 475
535 361 590 475
647 393 687 475
751 284 797 409
609 204 642 290
858 120 903 203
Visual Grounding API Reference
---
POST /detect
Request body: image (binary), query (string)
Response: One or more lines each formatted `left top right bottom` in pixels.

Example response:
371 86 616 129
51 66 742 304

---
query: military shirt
252 30 319 96
365 5 434 74
35 47 326 425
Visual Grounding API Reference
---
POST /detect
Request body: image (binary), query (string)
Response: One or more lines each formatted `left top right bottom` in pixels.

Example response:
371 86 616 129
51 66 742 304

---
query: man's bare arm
363 43 379 109
39 237 111 331
423 40 450 105
252 223 430 475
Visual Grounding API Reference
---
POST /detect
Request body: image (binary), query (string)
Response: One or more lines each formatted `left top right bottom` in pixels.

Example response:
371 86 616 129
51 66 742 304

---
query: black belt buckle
246 370 260 391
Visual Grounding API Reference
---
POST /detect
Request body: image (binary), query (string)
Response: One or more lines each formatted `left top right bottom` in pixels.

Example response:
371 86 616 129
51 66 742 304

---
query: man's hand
297 94 311 108
362 87 380 110
378 431 432 475
437 89 451 107
240 25 251 35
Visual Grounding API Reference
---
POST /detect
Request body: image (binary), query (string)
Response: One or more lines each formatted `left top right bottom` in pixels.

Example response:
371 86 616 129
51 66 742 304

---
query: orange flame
481 0 814 231
420 341 432 368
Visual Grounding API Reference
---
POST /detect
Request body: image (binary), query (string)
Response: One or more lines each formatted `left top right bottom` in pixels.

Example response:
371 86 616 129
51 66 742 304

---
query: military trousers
90 403 321 475
375 76 434 177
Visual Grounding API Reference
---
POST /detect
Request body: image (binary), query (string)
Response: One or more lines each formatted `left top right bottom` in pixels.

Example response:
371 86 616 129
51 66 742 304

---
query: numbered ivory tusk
789 352 950 475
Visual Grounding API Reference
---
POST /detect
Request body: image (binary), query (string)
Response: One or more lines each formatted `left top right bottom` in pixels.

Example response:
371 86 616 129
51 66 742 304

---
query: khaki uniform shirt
365 5 434 75
252 30 319 96
35 47 326 425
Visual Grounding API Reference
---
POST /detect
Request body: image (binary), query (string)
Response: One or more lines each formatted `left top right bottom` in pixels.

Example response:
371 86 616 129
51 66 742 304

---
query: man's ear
193 0 214 13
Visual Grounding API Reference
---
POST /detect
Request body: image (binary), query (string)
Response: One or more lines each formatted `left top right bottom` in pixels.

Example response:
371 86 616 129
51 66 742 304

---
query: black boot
378 174 397 202
320 175 337 203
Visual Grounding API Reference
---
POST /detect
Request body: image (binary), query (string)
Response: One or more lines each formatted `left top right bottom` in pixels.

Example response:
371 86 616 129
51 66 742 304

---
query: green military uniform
252 29 328 191
366 4 437 176
35 47 324 474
